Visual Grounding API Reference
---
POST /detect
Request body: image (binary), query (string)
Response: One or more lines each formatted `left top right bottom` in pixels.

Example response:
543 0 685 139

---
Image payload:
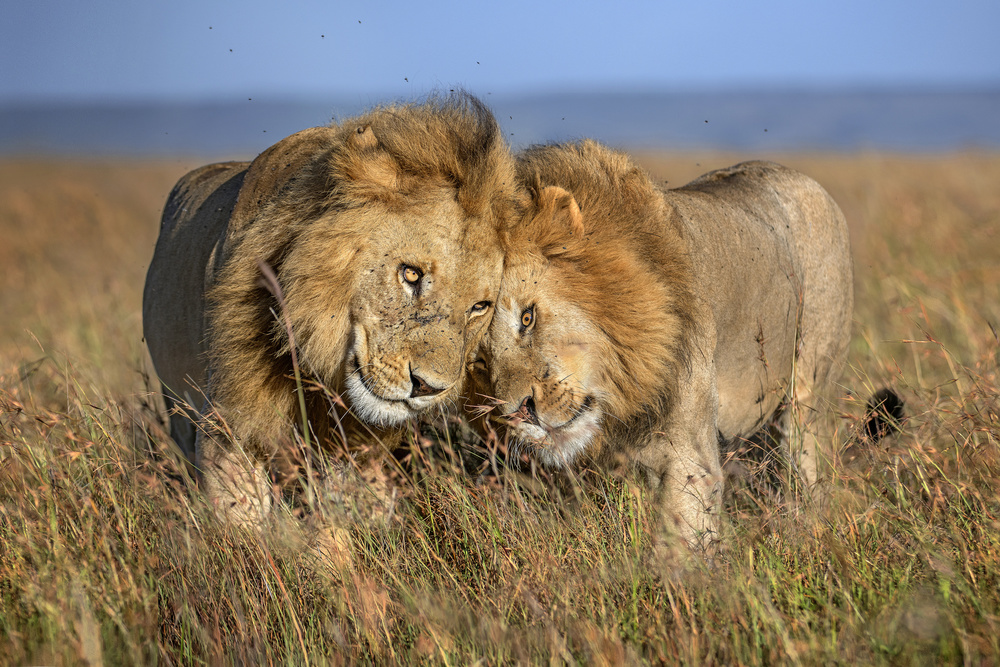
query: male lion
143 94 524 526
470 140 852 554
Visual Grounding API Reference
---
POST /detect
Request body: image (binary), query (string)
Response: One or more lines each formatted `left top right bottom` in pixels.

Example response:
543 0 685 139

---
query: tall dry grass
1 153 998 665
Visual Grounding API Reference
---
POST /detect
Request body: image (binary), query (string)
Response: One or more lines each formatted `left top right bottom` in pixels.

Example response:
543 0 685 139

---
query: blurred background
2 0 999 156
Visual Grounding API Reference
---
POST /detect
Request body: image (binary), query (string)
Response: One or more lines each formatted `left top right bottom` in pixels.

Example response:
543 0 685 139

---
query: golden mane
206 94 523 453
511 140 696 434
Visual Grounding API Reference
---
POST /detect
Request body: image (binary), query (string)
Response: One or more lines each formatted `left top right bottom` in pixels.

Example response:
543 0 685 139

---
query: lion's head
465 141 855 554
472 141 694 467
200 94 525 448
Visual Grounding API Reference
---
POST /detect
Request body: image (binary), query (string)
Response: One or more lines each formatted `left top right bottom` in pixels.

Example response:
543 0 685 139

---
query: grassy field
1 152 998 665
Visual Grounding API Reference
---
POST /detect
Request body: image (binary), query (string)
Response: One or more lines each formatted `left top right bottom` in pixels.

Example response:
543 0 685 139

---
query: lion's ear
337 123 406 194
528 185 585 257
348 124 378 150
538 186 584 237
230 126 336 236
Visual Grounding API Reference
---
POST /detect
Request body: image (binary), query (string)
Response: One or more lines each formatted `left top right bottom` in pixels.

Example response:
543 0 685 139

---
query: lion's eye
521 307 535 329
470 300 492 315
400 265 422 285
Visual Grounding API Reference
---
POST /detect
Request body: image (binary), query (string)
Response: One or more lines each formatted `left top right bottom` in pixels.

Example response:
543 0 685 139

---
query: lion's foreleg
637 353 724 561
643 450 723 560
195 423 272 529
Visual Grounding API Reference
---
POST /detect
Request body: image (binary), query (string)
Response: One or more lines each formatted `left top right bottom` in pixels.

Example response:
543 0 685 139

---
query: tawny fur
470 140 853 554
143 94 526 525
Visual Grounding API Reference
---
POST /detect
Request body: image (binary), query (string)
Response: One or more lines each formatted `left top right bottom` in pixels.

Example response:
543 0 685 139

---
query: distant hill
2 88 998 157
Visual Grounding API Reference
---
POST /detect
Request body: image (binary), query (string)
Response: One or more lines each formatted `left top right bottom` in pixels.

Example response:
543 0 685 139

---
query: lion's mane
511 140 696 451
144 93 524 460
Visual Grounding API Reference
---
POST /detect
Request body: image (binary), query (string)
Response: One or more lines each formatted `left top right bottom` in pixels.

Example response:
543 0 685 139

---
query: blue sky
2 0 999 103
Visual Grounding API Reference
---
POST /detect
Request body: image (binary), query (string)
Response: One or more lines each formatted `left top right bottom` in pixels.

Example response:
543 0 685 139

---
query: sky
2 0 999 104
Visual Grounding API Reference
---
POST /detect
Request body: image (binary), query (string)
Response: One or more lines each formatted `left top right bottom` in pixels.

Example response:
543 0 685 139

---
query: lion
143 93 525 526
468 140 853 554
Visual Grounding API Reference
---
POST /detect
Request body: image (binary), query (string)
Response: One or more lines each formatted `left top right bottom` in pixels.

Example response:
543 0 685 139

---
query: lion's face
473 176 684 468
480 251 607 466
194 97 526 450
340 190 502 427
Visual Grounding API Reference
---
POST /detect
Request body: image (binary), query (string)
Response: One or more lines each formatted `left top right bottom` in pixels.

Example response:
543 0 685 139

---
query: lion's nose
517 395 540 425
409 371 444 398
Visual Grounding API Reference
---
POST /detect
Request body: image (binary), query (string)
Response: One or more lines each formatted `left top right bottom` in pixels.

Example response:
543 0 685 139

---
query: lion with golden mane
143 94 523 525
471 140 852 554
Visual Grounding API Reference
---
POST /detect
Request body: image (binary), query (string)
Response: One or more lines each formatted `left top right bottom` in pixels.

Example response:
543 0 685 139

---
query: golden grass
1 152 999 664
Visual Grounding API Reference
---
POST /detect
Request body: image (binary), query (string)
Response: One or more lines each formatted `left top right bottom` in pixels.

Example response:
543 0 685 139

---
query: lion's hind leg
779 365 840 500
784 183 853 495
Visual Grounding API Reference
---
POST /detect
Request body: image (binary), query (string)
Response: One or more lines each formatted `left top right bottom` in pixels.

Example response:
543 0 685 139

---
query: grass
1 152 999 664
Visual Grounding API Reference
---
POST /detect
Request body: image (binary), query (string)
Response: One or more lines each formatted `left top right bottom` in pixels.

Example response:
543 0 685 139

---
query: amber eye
401 265 422 285
521 307 534 329
470 300 492 315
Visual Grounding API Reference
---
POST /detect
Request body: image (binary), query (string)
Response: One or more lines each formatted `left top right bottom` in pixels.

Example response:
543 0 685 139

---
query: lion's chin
511 408 602 468
343 372 417 427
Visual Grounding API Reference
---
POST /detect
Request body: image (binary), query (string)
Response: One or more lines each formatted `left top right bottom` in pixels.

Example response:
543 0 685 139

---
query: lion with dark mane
470 140 853 554
143 93 524 525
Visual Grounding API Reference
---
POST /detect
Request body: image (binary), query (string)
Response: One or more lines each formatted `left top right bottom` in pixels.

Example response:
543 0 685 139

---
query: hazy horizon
3 87 998 157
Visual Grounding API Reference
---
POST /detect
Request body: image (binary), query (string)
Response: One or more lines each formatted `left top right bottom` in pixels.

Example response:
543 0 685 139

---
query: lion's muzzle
344 351 458 427
409 371 445 398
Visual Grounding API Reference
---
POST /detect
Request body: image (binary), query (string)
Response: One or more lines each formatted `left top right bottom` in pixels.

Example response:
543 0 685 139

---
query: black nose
518 396 539 425
410 371 444 398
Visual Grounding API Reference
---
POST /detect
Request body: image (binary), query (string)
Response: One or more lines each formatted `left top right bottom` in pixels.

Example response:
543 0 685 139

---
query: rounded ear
537 185 584 237
340 124 400 193
522 185 585 258
348 124 378 150
229 126 336 237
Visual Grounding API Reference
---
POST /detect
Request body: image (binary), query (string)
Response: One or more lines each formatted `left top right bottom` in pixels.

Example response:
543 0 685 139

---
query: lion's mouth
344 353 416 427
558 395 595 429
499 395 601 468
350 355 408 405
499 394 597 440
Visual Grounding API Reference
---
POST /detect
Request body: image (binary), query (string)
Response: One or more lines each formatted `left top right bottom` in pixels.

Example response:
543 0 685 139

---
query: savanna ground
1 151 998 665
